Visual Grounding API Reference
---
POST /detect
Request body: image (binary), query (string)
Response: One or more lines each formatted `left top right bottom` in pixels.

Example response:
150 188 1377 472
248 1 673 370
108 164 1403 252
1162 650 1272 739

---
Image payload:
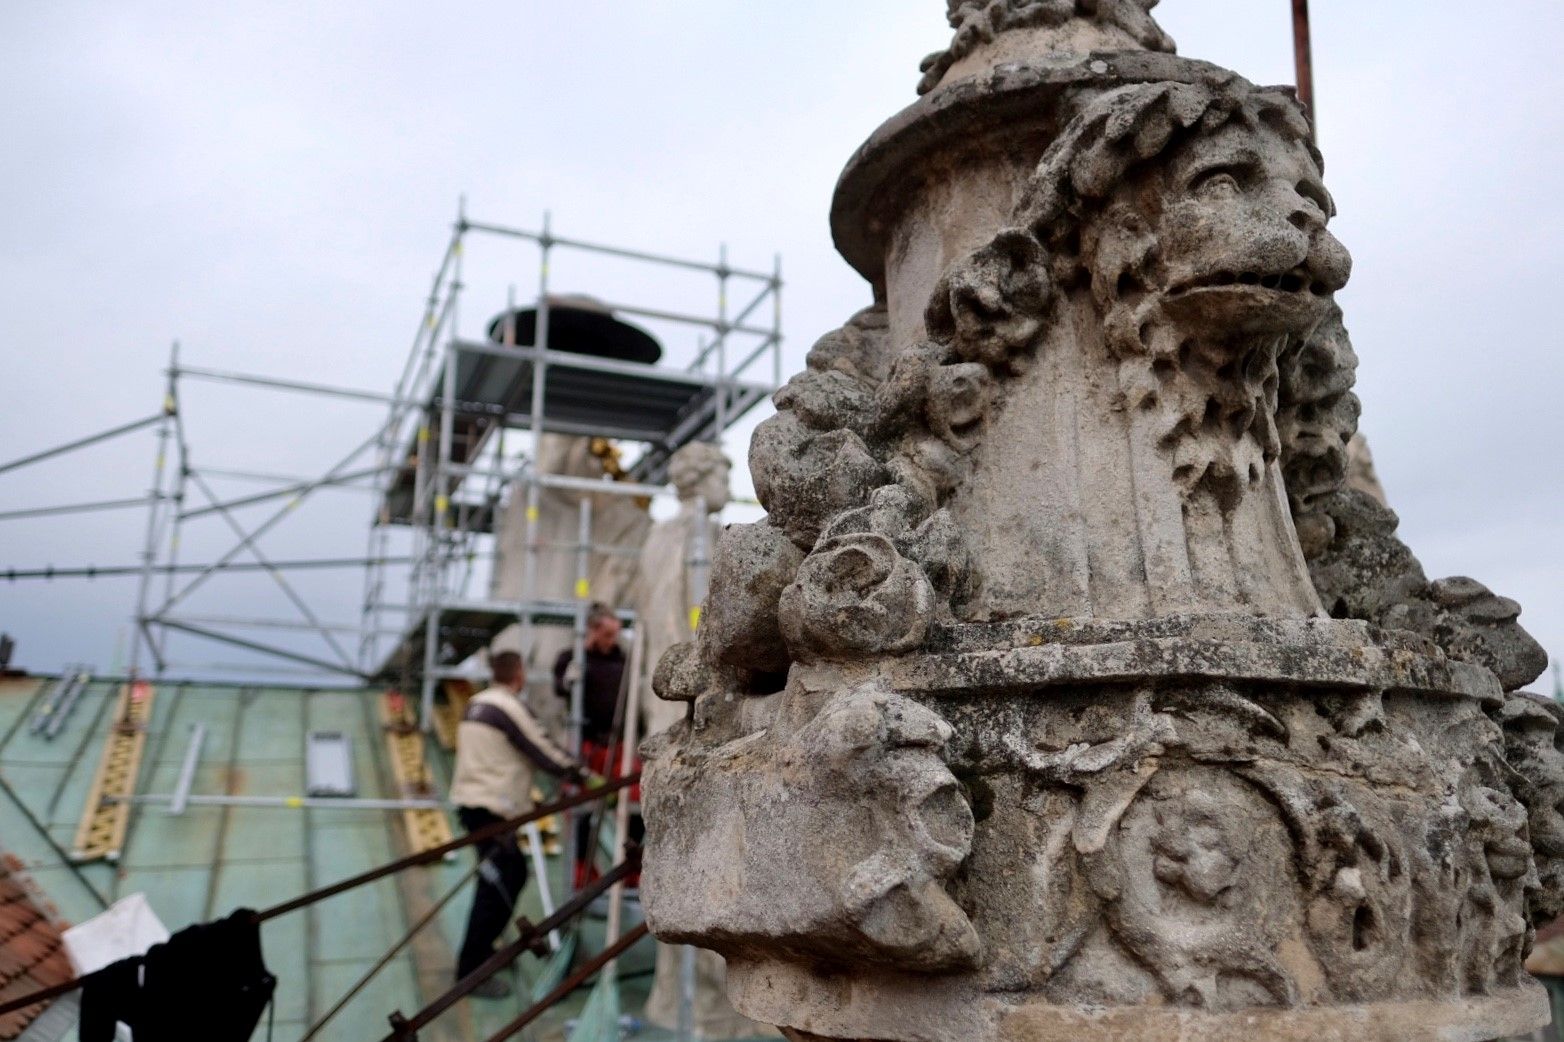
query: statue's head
929 82 1351 370
1029 81 1351 345
668 441 731 512
921 80 1354 504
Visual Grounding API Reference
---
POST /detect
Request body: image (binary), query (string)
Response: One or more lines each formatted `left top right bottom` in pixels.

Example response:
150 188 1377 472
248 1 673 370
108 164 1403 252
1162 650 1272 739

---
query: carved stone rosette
640 5 1560 1041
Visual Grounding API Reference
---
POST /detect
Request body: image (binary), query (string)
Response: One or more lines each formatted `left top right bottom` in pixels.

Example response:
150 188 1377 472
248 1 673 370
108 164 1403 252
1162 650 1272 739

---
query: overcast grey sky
2 2 1561 689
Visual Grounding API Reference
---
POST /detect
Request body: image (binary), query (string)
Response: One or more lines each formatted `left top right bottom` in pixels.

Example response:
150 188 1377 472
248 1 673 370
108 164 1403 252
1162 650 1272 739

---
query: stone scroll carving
642 6 1563 1041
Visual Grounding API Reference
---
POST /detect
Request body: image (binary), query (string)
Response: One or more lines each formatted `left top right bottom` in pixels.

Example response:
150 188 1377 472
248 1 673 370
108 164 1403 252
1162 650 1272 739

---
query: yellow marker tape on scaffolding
285 796 303 808
689 606 702 630
575 579 591 599
73 682 155 863
435 495 449 515
380 692 453 856
526 506 539 522
418 425 430 444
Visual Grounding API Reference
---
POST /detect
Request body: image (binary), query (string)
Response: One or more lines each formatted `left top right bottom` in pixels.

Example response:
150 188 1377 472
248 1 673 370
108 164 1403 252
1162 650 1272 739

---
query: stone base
997 985 1550 1042
766 983 1549 1042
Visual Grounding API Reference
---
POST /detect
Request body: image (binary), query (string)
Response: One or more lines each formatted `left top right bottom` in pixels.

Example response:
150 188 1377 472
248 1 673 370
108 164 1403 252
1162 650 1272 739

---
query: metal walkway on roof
379 341 772 527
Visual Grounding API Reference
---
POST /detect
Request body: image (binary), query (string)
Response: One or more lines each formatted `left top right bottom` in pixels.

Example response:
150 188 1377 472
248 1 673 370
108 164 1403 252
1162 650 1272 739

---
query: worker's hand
559 659 582 691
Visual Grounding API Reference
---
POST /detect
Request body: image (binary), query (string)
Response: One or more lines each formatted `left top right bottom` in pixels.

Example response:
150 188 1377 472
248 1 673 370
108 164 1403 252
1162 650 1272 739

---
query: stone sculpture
641 4 1562 1040
635 442 777 1041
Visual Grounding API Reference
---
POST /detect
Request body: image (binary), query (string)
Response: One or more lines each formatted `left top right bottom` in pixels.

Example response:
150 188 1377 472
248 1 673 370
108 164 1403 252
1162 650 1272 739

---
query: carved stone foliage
918 0 1175 95
1301 487 1547 691
641 680 980 972
644 4 1560 1038
744 80 1346 667
935 683 1539 1012
1274 305 1547 692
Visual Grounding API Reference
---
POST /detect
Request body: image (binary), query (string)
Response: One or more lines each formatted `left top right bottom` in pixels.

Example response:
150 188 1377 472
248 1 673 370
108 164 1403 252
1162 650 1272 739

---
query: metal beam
185 469 358 671
3 556 413 582
461 218 775 281
179 466 386 520
151 618 371 680
175 365 411 407
1292 0 1315 135
0 496 162 523
152 425 384 617
0 412 165 477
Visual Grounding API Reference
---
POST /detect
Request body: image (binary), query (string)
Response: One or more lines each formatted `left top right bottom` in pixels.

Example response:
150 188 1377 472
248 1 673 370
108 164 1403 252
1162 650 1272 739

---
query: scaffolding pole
130 348 179 676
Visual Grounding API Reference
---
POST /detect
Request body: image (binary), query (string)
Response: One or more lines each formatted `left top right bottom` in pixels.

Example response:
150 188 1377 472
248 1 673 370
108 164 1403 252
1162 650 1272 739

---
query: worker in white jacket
450 651 589 997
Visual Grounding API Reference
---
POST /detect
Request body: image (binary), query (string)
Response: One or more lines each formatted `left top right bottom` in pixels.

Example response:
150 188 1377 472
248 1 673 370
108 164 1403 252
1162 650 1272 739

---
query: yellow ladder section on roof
430 679 474 752
380 692 454 856
72 681 155 862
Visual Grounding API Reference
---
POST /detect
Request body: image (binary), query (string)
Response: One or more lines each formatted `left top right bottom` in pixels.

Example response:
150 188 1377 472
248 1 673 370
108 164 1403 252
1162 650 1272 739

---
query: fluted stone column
641 4 1562 1041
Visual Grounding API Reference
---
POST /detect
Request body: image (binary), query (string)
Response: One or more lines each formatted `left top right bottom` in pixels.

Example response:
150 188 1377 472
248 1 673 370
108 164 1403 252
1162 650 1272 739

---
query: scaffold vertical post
423 336 458 727
772 254 785 390
159 342 189 668
715 243 730 437
130 344 178 677
519 213 553 672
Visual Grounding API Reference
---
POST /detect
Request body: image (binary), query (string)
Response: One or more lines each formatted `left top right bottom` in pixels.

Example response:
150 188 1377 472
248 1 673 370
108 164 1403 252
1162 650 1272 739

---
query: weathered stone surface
701 521 803 676
641 4 1562 1040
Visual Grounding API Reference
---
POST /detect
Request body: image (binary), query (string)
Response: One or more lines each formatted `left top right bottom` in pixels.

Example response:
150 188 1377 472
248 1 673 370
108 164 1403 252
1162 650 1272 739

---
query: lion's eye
1193 170 1241 197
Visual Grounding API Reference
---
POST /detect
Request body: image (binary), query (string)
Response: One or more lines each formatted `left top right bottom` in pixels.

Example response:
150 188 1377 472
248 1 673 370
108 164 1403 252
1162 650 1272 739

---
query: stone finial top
918 0 1177 95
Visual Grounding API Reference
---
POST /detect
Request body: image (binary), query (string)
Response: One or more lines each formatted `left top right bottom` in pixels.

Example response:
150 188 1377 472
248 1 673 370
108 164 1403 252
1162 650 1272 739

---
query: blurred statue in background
631 441 730 737
490 434 651 736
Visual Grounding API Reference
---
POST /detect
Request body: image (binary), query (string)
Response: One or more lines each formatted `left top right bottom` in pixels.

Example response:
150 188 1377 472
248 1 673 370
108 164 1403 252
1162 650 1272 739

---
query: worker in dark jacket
553 603 640 886
552 602 626 744
451 651 589 997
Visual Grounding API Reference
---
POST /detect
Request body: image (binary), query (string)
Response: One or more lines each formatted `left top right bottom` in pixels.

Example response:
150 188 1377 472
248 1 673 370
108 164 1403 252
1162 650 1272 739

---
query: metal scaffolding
2 203 783 728
364 203 782 735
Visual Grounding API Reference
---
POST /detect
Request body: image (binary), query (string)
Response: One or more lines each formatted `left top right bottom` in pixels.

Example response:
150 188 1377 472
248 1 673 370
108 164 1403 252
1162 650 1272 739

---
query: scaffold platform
379 340 770 527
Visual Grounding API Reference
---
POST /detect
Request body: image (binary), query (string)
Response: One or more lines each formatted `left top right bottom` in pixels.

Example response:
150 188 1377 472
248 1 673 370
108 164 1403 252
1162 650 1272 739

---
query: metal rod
0 496 164 523
186 469 359 671
152 424 385 617
152 619 370 680
3 556 414 581
0 412 165 478
174 364 409 406
168 723 208 815
773 255 785 389
462 218 774 281
40 669 91 741
481 922 652 1042
1292 0 1316 137
596 299 773 338
688 280 775 373
114 792 444 811
518 214 552 675
385 855 643 1039
178 466 386 520
131 357 178 676
299 861 481 1042
161 613 396 637
716 243 730 436
450 336 773 392
0 779 641 1020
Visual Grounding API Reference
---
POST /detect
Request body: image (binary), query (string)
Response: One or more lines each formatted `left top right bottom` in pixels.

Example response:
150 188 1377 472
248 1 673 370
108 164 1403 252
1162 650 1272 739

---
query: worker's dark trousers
456 806 530 979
